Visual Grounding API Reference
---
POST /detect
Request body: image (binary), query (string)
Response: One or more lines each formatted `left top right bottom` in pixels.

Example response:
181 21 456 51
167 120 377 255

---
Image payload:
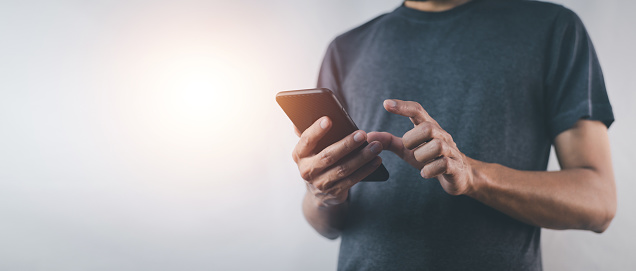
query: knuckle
415 102 424 112
320 151 334 166
300 167 312 181
446 133 454 143
333 185 348 197
322 184 337 195
420 122 434 137
430 124 443 137
421 121 436 133
437 131 450 144
437 140 448 156
330 186 342 196
433 132 448 141
314 181 326 192
335 164 349 179
299 163 318 182
343 137 355 152
291 150 299 163
300 135 312 147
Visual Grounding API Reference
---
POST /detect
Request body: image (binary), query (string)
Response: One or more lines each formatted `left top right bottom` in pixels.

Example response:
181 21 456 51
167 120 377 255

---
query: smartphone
276 88 389 182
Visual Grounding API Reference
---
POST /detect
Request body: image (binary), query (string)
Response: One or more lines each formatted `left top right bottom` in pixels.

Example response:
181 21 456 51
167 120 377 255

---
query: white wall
0 0 633 270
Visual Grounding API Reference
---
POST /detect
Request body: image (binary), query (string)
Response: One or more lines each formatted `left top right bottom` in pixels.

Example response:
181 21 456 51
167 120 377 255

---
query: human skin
297 99 616 239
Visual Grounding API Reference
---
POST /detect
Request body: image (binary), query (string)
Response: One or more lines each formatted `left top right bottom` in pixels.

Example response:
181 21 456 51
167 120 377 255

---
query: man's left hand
368 99 476 196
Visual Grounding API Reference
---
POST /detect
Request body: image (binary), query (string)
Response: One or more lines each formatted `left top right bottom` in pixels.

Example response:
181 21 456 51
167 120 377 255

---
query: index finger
293 116 331 160
383 99 433 125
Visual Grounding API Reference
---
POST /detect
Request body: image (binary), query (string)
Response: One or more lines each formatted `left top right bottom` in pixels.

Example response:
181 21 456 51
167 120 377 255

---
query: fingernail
353 132 364 142
385 100 396 108
369 142 381 154
320 117 328 129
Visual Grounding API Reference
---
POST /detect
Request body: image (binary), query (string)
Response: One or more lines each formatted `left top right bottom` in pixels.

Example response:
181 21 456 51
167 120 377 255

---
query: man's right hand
293 116 383 207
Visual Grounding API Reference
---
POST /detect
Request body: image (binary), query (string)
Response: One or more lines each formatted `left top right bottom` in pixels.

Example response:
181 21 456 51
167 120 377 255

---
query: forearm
302 190 349 239
468 159 616 233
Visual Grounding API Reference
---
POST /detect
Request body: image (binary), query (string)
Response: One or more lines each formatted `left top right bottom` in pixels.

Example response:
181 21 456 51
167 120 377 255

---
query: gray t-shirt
316 0 614 270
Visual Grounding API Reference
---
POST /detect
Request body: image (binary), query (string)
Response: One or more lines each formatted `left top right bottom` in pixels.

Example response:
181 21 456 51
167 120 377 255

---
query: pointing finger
367 131 421 169
383 99 433 125
367 131 407 159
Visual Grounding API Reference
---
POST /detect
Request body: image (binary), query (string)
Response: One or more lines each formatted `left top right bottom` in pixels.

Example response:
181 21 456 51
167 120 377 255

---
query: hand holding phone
277 88 389 206
295 116 385 206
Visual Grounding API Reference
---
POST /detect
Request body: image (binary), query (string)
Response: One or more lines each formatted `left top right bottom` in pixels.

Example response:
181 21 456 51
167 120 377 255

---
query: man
291 0 615 270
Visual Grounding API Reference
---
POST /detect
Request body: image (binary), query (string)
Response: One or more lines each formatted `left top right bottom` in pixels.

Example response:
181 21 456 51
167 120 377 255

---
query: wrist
465 157 491 198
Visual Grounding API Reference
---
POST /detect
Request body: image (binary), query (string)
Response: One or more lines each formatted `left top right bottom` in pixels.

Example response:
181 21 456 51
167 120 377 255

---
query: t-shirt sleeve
317 40 348 110
545 7 614 140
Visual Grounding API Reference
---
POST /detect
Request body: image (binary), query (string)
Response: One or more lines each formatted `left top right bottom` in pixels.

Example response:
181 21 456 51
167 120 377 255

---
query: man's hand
369 99 615 232
293 116 383 207
368 99 475 195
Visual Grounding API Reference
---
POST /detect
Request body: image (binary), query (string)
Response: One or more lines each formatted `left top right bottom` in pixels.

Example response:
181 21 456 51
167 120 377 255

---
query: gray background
0 0 634 270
